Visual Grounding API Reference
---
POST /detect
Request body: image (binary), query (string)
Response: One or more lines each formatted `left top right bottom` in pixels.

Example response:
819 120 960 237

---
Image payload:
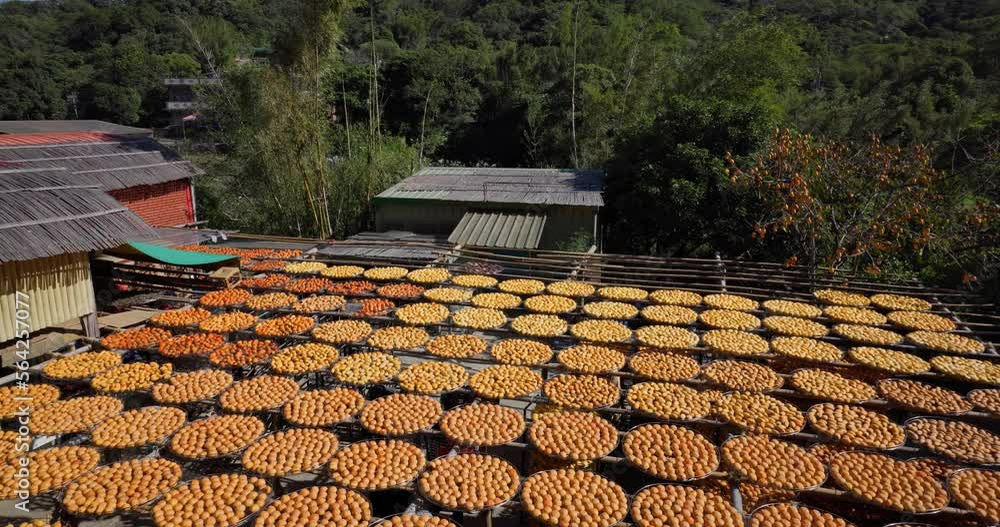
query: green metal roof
104 241 239 269
448 211 546 249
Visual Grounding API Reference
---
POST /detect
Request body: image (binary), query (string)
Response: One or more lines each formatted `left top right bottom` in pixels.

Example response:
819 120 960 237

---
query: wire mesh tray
0 445 103 502
803 402 907 451
718 435 828 492
785 367 880 405
267 356 340 377
415 452 520 514
150 368 235 406
217 380 301 416
279 387 367 428
311 321 375 346
253 485 375 527
579 307 640 322
747 501 856 527
330 364 401 390
711 391 807 438
396 361 471 396
25 397 126 438
617 422 719 483
372 512 460 527
540 373 622 412
91 378 163 399
519 468 627 527
198 315 259 334
98 338 165 354
827 451 951 515
150 470 273 527
328 438 427 492
624 384 714 425
524 413 616 462
467 377 543 402
38 359 123 385
903 416 1000 468
62 458 183 520
250 321 318 340
239 427 340 479
944 467 999 524
438 402 526 449
875 379 974 417
355 395 443 438
167 419 266 463
87 405 186 451
966 388 1000 416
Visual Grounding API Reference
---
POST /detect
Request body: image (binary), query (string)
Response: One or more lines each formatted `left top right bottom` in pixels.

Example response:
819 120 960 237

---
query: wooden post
81 312 99 339
715 252 726 291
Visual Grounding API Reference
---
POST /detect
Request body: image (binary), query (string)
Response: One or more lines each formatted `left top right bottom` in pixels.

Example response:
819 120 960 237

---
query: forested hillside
2 0 997 288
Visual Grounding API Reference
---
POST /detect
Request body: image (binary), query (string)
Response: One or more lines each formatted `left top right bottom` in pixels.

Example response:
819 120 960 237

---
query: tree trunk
570 2 580 168
419 83 434 165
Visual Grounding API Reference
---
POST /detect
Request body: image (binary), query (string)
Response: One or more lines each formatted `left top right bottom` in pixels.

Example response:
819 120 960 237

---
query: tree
0 5 82 119
604 96 771 257
678 11 810 118
2 0 996 291
189 17 243 70
197 0 420 239
571 3 684 167
198 1 359 238
728 128 999 281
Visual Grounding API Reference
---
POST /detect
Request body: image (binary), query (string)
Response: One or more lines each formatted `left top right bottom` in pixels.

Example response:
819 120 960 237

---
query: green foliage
195 66 321 237
557 229 595 252
678 12 811 117
192 0 418 239
0 4 81 119
161 53 202 77
604 96 771 257
1 0 997 288
0 0 271 125
326 131 420 238
188 17 244 70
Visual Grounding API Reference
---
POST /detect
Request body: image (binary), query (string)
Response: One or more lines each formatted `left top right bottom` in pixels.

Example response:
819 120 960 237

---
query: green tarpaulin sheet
106 241 239 269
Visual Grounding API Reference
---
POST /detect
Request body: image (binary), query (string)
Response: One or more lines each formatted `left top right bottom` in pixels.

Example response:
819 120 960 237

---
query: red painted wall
109 179 195 227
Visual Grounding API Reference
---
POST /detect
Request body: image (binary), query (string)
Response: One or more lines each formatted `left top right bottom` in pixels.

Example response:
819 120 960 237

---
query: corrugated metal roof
0 133 199 190
0 131 119 146
376 166 604 207
316 244 444 261
347 231 451 243
448 211 546 249
314 231 450 262
0 120 151 136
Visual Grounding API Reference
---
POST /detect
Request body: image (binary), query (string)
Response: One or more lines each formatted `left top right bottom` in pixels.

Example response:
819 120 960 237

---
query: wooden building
0 169 155 345
0 124 201 227
374 167 604 251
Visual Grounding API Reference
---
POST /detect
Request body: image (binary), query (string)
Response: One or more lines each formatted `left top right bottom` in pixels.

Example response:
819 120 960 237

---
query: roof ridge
0 131 122 146
417 166 602 174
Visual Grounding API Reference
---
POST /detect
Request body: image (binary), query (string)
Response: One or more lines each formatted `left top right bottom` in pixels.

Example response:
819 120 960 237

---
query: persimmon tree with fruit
726 128 998 283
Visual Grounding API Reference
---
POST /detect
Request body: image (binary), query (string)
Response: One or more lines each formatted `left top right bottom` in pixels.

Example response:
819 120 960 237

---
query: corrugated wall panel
0 253 94 342
447 211 546 249
507 214 527 248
